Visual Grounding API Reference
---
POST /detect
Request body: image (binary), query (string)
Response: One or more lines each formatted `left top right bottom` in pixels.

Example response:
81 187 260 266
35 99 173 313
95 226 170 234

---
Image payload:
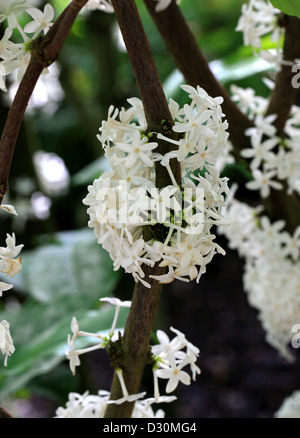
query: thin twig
0 0 89 204
266 15 300 134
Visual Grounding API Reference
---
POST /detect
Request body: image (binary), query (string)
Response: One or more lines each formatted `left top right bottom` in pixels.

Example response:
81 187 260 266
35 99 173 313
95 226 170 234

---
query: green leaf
20 228 120 302
269 0 300 18
0 228 125 398
71 156 110 187
0 302 129 398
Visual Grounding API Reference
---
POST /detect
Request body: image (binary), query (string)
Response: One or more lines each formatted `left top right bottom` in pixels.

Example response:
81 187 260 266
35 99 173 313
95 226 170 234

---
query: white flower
172 104 214 139
0 320 15 366
155 354 191 393
245 113 277 139
246 168 282 198
236 0 281 50
25 4 55 37
0 204 18 215
66 335 81 375
0 28 15 60
241 135 278 170
116 130 158 168
0 0 29 28
152 329 182 358
153 327 200 391
65 317 106 375
0 233 23 279
66 336 106 375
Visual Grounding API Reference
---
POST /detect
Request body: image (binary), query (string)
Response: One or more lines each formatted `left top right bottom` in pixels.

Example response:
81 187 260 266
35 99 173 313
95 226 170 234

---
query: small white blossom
152 327 200 393
155 354 191 393
0 204 18 215
236 0 281 50
246 168 283 198
24 4 55 37
0 320 15 366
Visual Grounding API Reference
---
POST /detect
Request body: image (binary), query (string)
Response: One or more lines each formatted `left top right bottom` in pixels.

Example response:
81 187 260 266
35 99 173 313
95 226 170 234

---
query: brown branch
109 0 181 189
110 0 172 132
104 264 166 418
0 405 14 418
266 15 300 135
104 0 180 418
0 0 89 205
143 0 254 160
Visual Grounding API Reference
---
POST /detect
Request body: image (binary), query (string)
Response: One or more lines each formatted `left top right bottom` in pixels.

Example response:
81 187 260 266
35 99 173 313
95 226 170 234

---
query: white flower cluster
83 85 230 288
231 85 300 197
55 390 166 418
274 390 300 418
236 0 282 60
152 327 201 394
62 296 200 418
219 195 300 361
0 204 23 366
0 1 55 91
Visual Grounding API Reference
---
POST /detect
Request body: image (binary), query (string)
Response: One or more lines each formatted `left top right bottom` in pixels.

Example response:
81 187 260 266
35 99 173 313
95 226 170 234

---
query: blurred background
0 0 299 418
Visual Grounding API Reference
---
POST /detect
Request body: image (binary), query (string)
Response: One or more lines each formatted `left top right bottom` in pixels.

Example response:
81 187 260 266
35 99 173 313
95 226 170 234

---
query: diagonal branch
143 0 254 160
0 0 89 205
266 15 300 135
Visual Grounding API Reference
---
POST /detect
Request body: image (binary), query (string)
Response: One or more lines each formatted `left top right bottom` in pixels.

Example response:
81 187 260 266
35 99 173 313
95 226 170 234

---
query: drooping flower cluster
0 204 23 366
83 85 230 287
61 296 200 418
274 390 300 418
0 1 55 91
231 85 300 197
219 194 300 361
